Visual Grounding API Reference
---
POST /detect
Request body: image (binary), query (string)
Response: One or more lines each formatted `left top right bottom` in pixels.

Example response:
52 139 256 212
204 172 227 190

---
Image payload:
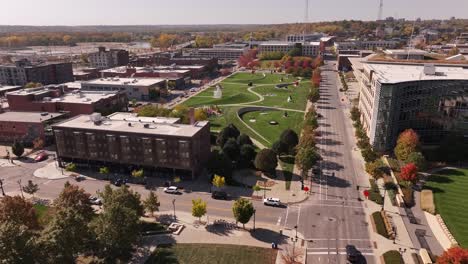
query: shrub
361 147 378 163
401 184 414 207
365 159 386 179
420 190 435 214
406 152 426 171
254 149 278 174
387 158 401 172
369 179 383 205
350 106 360 121
383 250 403 264
372 211 389 238
400 163 418 183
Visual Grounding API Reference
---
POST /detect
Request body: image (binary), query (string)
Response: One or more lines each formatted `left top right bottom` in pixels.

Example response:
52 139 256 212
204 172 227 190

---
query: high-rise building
88 47 130 69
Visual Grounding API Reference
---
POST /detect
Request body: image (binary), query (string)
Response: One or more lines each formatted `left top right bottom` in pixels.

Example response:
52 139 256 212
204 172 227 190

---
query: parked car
163 186 179 194
34 152 48 162
211 191 228 200
263 197 281 207
75 175 85 182
111 178 126 187
345 245 359 263
89 196 102 206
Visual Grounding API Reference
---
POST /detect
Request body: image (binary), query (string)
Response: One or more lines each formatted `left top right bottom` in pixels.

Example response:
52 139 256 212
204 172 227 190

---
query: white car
164 186 179 194
263 197 281 206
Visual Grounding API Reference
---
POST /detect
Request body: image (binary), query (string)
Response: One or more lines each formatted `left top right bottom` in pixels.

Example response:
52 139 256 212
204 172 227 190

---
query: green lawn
34 204 52 227
241 110 304 147
146 244 277 264
425 168 468 247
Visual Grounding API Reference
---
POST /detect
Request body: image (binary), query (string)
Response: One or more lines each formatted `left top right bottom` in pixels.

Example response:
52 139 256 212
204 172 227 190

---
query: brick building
0 111 67 145
88 47 129 69
6 86 127 117
0 59 73 86
52 112 211 178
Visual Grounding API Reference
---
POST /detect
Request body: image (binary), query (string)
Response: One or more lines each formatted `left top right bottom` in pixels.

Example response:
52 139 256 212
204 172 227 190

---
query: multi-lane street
283 61 375 264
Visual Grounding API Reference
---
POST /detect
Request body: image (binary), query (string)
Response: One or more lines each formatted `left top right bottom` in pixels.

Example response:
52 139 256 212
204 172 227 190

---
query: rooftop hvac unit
89 113 102 122
423 64 436 75
144 124 150 128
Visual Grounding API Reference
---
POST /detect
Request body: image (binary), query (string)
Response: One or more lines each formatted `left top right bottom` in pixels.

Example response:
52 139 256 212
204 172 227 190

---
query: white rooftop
0 111 65 123
83 77 166 87
50 91 120 104
53 114 209 137
107 112 180 124
365 63 468 84
384 49 428 55
0 85 21 92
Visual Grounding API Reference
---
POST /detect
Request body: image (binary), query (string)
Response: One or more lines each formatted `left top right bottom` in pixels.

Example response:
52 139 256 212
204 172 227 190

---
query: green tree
99 166 109 179
12 141 24 158
232 198 255 229
191 198 207 221
212 175 226 189
308 86 320 102
295 146 321 176
361 147 378 163
239 144 256 167
406 152 427 171
394 129 420 161
280 129 299 154
350 106 361 121
54 183 94 221
93 205 140 262
222 138 240 161
237 134 253 146
143 191 160 217
22 180 39 197
99 185 144 216
206 151 233 178
216 124 240 147
0 221 38 264
254 149 278 174
272 140 288 156
65 163 76 172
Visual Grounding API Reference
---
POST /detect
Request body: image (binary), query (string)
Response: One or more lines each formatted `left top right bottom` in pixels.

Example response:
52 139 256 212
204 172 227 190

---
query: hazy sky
0 0 466 25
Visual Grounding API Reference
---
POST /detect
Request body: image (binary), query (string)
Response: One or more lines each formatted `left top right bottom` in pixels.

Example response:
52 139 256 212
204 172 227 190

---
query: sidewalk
130 210 306 264
33 161 71 180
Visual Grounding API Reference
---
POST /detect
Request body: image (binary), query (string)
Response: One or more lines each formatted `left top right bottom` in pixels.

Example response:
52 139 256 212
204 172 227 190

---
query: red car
34 152 48 162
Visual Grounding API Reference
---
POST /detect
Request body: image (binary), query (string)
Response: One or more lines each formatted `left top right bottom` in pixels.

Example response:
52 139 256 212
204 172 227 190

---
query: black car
211 191 228 200
111 178 127 187
345 245 359 263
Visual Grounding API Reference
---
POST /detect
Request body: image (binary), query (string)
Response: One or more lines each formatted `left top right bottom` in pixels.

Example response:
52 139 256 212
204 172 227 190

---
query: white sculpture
213 84 222 99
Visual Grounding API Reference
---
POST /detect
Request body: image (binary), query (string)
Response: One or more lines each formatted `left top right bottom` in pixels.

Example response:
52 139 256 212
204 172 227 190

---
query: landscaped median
382 250 403 264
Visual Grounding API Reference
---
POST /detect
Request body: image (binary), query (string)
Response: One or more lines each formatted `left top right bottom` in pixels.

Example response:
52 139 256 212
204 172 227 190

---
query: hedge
383 250 403 264
372 211 389 239
369 179 383 205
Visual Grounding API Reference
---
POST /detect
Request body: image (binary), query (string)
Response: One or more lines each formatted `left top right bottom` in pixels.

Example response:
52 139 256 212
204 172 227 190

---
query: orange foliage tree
437 247 468 264
394 129 420 161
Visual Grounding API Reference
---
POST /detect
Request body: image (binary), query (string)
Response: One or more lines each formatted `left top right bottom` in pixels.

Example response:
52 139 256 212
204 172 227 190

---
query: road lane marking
277 216 282 226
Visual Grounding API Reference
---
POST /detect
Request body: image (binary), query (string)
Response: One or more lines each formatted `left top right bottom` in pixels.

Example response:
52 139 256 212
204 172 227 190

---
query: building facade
352 61 468 151
0 111 67 145
88 47 130 69
258 42 321 57
334 40 400 51
0 59 73 86
52 113 211 178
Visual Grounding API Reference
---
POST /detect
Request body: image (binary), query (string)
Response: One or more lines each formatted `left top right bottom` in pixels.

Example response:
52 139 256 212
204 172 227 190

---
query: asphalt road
0 159 286 226
282 61 376 264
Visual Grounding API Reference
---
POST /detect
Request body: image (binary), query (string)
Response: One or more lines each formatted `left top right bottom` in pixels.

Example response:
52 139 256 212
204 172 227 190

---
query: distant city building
81 77 166 101
73 67 100 81
0 111 67 145
0 59 73 86
6 86 127 117
351 59 468 151
286 33 325 42
52 112 211 178
88 47 129 69
193 47 248 60
455 32 468 44
258 41 321 57
334 40 400 51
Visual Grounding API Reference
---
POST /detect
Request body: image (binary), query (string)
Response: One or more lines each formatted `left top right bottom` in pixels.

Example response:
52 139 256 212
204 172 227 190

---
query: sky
0 0 466 25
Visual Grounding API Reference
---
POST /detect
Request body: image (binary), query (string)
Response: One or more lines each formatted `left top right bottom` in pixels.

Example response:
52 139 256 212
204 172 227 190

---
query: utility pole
17 179 24 199
172 198 176 220
0 178 5 196
253 209 256 232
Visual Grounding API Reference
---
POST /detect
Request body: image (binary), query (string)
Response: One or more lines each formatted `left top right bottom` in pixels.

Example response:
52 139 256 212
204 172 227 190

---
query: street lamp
253 209 256 232
172 199 176 220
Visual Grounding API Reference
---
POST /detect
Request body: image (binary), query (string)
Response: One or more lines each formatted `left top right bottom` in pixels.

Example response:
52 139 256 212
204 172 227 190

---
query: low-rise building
258 41 321 57
383 49 428 60
286 33 326 42
0 85 22 97
0 111 67 145
334 40 400 51
52 112 211 178
88 47 129 70
6 86 127 117
351 59 468 151
193 47 248 60
0 59 73 86
81 77 167 101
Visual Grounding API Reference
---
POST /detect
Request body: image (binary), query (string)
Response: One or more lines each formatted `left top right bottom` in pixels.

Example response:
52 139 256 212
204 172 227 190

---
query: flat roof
384 49 427 55
53 91 119 104
0 111 65 123
53 114 209 137
83 77 166 87
108 112 180 124
0 85 21 92
365 63 468 84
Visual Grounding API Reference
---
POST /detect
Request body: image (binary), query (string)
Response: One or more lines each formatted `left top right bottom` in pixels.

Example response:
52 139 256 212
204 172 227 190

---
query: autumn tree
143 191 160 217
212 175 226 189
238 49 259 69
400 163 419 183
295 146 321 177
394 129 420 161
191 198 207 222
0 196 38 229
131 168 144 179
365 159 386 179
437 247 468 264
151 33 178 49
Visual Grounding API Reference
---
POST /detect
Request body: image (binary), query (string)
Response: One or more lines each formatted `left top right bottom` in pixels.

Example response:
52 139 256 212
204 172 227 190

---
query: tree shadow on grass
205 222 236 236
279 155 295 164
436 169 466 176
145 244 179 264
250 228 287 245
423 186 445 194
426 175 454 184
